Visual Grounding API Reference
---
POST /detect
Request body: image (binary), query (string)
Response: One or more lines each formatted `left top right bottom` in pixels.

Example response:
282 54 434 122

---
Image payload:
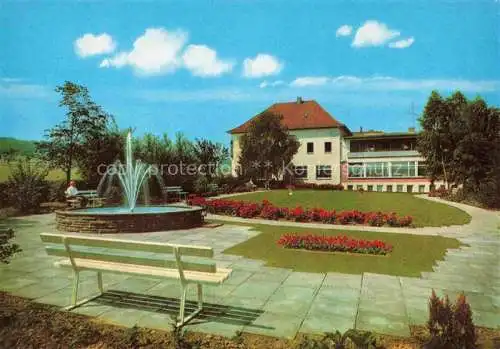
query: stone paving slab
1 198 499 339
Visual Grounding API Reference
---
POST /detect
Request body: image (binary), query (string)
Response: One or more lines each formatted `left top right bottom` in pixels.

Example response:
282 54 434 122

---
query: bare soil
0 292 498 349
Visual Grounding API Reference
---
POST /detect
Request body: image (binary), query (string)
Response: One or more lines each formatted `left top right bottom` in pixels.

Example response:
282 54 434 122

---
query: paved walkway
0 197 498 338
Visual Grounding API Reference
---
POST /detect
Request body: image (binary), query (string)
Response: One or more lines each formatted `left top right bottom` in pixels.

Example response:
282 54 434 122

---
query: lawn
228 189 471 227
219 220 462 276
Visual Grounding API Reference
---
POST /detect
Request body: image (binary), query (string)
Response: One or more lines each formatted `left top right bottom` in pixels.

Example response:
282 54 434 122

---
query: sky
1 0 499 144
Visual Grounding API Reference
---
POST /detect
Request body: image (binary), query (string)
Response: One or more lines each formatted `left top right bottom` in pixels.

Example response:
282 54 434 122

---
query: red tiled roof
228 99 351 135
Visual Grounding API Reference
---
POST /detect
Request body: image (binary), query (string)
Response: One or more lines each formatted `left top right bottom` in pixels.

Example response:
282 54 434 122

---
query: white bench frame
40 233 231 327
164 186 188 201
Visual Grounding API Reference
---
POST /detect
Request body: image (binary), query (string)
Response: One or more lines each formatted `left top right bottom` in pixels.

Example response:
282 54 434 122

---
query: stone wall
56 209 204 234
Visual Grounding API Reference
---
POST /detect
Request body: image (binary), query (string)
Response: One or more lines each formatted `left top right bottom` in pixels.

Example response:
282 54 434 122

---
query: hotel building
229 97 439 193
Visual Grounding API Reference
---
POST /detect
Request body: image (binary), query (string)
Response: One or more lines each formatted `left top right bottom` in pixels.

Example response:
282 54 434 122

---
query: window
347 185 353 191
417 162 427 177
356 185 364 191
316 165 332 179
392 162 416 177
307 142 314 154
430 184 436 191
396 185 404 192
407 185 413 193
348 163 363 178
367 185 373 192
377 185 383 192
418 185 426 193
324 142 332 153
387 185 393 192
293 165 308 179
366 162 389 177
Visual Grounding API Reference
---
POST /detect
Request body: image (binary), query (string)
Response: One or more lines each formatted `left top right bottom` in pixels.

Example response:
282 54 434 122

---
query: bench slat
56 259 232 285
45 245 216 273
40 233 213 258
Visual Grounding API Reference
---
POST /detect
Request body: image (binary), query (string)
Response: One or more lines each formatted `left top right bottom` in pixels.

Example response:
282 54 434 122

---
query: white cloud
100 28 188 75
74 33 116 58
259 80 284 88
0 81 53 99
336 25 353 37
243 54 283 78
290 76 330 87
352 20 400 48
287 75 499 92
388 37 415 49
182 44 234 77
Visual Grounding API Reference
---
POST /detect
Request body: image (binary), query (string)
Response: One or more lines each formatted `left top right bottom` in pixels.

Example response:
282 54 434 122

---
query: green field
228 189 471 227
0 163 80 182
220 220 461 276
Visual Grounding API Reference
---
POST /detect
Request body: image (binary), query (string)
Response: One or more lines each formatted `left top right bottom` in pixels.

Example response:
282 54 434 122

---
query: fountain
55 132 204 234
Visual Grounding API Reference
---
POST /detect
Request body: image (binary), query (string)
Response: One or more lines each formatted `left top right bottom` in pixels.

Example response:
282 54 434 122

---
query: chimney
360 126 363 133
296 96 303 104
408 127 416 133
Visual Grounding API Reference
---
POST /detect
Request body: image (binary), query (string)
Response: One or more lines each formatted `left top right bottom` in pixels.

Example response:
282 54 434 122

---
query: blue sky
1 0 498 144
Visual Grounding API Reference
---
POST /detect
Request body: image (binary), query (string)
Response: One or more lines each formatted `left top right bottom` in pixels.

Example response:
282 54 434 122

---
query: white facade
231 128 344 184
231 128 442 192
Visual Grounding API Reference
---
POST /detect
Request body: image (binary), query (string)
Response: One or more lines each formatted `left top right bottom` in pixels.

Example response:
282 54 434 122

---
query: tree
238 111 300 186
193 139 229 180
417 91 456 188
36 81 112 183
418 91 500 206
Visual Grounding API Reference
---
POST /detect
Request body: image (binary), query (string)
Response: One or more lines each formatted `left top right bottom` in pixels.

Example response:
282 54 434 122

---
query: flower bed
277 233 393 255
187 197 413 227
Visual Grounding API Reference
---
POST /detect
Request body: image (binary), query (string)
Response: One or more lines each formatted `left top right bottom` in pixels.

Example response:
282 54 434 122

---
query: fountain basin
56 205 204 234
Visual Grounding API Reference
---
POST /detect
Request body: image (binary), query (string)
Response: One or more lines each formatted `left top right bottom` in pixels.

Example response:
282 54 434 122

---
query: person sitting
65 181 87 207
65 180 79 198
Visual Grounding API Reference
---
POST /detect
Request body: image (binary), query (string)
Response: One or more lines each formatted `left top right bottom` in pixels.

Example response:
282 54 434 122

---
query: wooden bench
40 233 232 326
164 186 188 201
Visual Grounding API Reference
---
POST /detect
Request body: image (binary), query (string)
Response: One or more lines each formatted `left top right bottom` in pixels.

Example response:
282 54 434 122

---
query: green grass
228 189 471 227
219 220 462 276
0 163 80 182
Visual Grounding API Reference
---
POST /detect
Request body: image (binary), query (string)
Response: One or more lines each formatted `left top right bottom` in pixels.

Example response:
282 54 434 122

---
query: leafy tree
36 81 113 183
417 91 456 187
77 126 125 186
238 111 300 186
193 139 229 180
418 91 500 207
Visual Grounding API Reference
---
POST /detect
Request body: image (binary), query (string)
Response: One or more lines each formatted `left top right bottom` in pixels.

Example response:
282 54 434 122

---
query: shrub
187 197 414 227
428 187 449 198
277 233 393 255
193 176 210 194
298 330 380 349
47 180 67 202
426 290 476 349
6 159 49 213
0 228 22 264
293 182 344 191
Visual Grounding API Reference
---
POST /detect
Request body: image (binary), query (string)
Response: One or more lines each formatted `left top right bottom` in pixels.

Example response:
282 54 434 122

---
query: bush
193 176 210 194
47 180 67 202
0 182 9 208
277 233 393 255
6 159 49 213
0 228 22 264
426 290 476 349
187 197 414 227
474 179 500 208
